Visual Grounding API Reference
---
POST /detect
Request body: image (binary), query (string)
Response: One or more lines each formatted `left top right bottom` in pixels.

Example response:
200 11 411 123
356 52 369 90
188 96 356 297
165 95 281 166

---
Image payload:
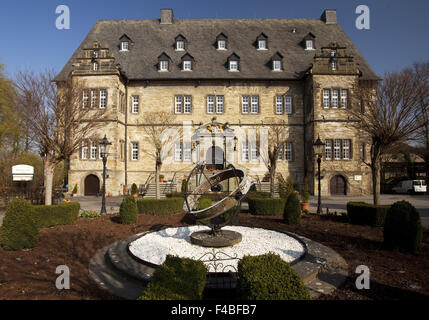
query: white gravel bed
128 226 305 271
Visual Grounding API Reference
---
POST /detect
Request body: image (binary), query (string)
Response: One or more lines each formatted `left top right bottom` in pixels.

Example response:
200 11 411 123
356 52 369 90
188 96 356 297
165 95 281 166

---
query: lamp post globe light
99 135 112 214
313 136 325 215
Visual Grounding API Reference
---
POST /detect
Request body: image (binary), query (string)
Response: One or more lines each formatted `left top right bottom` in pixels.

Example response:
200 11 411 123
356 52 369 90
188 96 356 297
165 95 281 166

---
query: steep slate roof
55 16 379 81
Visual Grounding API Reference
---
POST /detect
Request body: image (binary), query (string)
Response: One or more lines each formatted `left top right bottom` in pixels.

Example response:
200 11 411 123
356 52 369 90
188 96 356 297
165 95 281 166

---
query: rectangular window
175 142 182 162
242 96 249 113
90 142 97 160
175 96 183 113
176 41 184 50
331 89 339 108
285 96 292 114
323 89 330 108
306 40 313 50
82 141 89 159
131 142 139 160
331 61 337 71
183 61 192 71
159 60 169 71
99 89 107 109
250 141 258 161
285 143 293 161
273 60 281 71
184 96 192 114
93 62 99 71
229 61 238 71
251 96 259 114
183 142 191 162
258 40 267 49
207 96 215 114
218 40 226 50
242 142 249 161
343 139 350 160
325 140 332 160
216 96 224 114
341 89 348 108
121 42 129 51
278 144 284 160
83 90 89 109
132 96 139 113
275 96 283 114
91 90 97 108
334 139 341 160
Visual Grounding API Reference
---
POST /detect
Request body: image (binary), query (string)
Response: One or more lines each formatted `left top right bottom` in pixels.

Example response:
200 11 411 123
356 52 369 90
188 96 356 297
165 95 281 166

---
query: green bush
181 179 187 193
166 191 184 198
237 253 311 300
80 210 101 218
278 174 294 199
244 191 270 200
1 198 38 251
247 198 286 216
33 202 80 228
139 255 207 300
131 183 138 195
384 201 423 253
301 177 310 203
119 195 138 224
283 192 301 224
347 202 390 227
72 184 78 194
137 198 184 215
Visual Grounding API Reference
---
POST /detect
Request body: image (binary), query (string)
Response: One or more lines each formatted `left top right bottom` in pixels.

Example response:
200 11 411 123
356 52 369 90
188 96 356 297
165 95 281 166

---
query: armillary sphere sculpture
183 161 254 247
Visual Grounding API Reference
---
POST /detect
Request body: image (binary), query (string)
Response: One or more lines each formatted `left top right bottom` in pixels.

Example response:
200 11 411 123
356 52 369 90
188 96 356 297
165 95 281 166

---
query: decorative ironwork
194 250 239 273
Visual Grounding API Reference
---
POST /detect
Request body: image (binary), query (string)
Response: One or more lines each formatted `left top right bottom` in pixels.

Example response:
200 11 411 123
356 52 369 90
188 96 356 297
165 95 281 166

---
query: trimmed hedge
1 198 38 250
237 253 311 300
347 202 390 227
247 198 286 216
384 201 423 253
119 195 138 224
139 255 207 300
33 202 80 228
137 198 184 215
283 192 301 225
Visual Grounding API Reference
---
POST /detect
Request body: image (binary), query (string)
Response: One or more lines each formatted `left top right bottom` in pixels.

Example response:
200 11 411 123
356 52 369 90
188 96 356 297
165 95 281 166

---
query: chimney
160 8 174 24
320 9 337 24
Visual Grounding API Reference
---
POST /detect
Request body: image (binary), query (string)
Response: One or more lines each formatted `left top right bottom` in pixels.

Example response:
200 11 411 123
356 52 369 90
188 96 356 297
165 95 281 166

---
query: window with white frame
81 141 89 159
278 144 284 160
121 41 129 51
91 90 97 108
184 96 192 114
341 89 348 108
275 96 283 114
216 96 224 114
273 60 281 71
93 51 99 58
331 61 337 71
90 141 97 160
331 89 339 108
93 62 99 71
176 40 185 51
207 96 215 113
183 60 192 71
285 96 292 114
175 96 183 113
159 60 169 72
325 140 332 160
251 96 259 113
306 40 313 50
131 142 139 160
183 142 192 162
258 40 267 50
343 139 351 160
334 139 341 160
285 143 293 161
229 60 238 71
99 89 107 109
242 96 249 113
331 49 337 57
174 142 182 162
132 96 139 113
242 142 249 161
323 89 330 108
250 141 258 161
217 40 226 50
83 90 89 108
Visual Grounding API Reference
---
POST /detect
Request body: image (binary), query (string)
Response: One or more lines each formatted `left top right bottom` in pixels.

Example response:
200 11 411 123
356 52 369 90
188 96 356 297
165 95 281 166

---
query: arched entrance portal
330 175 347 195
84 174 100 196
206 146 224 170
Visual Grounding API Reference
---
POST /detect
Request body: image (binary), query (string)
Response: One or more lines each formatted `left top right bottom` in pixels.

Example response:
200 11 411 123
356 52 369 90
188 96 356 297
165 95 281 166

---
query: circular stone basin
128 226 305 272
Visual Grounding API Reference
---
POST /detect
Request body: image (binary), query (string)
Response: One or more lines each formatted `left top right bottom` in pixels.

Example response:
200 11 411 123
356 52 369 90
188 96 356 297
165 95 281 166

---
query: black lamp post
313 136 325 215
99 135 111 215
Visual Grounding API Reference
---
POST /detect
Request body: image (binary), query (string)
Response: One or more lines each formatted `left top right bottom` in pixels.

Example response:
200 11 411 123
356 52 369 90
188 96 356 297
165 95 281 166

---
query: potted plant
107 192 113 197
131 183 138 198
159 174 165 182
300 177 310 211
72 184 78 197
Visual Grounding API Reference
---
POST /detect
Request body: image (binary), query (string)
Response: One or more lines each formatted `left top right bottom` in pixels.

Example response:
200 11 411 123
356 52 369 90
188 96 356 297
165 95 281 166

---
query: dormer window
271 52 283 72
216 33 228 50
331 49 337 57
218 40 226 50
93 62 99 71
331 61 337 71
306 40 314 50
121 41 129 51
227 53 240 72
119 34 132 52
303 32 316 50
256 33 268 50
158 52 171 72
160 60 169 71
181 53 194 72
175 34 186 51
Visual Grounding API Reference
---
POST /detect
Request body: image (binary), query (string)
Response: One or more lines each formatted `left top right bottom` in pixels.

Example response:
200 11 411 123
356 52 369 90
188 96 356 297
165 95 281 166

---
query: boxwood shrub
139 255 207 300
237 253 311 300
347 202 390 227
137 198 184 215
1 198 38 250
384 201 423 253
119 195 138 224
33 202 80 228
283 192 301 225
247 198 286 216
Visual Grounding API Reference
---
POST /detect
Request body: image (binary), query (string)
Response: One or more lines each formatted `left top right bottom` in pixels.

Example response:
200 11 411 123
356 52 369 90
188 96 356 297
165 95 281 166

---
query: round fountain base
190 230 242 248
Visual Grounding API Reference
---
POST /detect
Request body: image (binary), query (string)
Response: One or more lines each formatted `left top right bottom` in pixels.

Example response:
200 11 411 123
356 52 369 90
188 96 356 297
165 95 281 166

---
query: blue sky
0 0 428 78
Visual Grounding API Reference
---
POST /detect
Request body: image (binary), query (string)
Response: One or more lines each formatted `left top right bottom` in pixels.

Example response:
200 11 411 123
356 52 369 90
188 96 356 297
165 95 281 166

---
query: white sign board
12 164 34 182
354 175 362 181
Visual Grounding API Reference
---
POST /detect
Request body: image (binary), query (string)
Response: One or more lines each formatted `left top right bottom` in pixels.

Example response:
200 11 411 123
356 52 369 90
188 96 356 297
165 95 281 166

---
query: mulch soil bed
0 211 428 300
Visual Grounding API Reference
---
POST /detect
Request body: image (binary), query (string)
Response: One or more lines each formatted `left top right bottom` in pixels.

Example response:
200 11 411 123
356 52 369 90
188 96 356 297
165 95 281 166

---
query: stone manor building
55 9 379 197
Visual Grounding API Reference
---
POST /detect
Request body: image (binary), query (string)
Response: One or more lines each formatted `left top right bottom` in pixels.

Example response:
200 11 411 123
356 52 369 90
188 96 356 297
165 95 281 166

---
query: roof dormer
302 32 316 50
227 53 240 72
270 52 283 71
216 33 228 50
180 53 194 71
256 33 268 50
175 34 186 51
119 34 132 51
157 52 171 72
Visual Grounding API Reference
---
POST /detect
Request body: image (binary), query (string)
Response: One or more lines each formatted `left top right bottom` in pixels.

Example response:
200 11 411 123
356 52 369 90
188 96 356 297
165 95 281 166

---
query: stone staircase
142 182 177 198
